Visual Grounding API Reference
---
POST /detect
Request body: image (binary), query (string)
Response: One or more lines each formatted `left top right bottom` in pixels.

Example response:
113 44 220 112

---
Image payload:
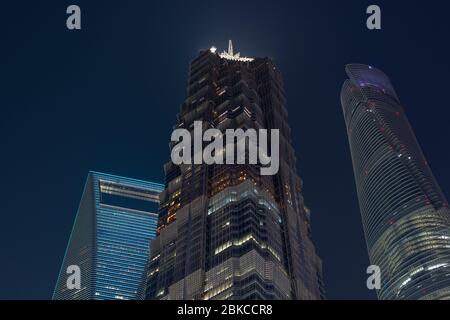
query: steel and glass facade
341 64 450 299
146 43 324 300
53 171 163 300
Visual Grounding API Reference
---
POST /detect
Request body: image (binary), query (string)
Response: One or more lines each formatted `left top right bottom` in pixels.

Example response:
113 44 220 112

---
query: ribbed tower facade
341 64 450 300
146 42 324 300
53 171 163 300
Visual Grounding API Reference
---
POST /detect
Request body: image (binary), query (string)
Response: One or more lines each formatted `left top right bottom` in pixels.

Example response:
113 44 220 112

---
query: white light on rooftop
219 40 254 62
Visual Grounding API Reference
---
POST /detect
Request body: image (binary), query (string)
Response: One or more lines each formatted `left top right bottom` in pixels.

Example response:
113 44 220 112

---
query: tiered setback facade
53 172 163 300
146 47 324 300
341 64 450 299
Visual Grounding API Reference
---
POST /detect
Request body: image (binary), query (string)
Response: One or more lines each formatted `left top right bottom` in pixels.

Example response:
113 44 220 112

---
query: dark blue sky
2 0 449 300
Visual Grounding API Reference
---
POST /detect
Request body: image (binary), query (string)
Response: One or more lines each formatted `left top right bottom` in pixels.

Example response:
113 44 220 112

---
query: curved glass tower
341 64 450 300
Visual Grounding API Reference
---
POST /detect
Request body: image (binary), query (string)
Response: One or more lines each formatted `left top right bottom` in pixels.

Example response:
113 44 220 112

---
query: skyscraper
341 64 450 300
53 171 163 300
146 41 324 300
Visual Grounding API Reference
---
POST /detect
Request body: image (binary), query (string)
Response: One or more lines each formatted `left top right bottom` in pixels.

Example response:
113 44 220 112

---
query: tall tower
53 171 163 300
146 42 324 300
341 64 450 300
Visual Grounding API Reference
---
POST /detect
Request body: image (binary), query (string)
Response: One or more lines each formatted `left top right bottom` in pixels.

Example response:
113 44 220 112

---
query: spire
228 40 233 56
219 40 254 62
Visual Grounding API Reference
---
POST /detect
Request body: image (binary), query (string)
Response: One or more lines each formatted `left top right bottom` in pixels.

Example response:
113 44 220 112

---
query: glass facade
341 64 450 299
146 43 324 300
53 171 163 300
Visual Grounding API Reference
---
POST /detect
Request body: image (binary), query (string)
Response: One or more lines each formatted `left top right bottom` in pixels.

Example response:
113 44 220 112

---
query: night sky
2 0 449 300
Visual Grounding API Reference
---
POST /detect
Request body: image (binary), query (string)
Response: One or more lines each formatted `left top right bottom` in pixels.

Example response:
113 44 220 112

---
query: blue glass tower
53 171 163 300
